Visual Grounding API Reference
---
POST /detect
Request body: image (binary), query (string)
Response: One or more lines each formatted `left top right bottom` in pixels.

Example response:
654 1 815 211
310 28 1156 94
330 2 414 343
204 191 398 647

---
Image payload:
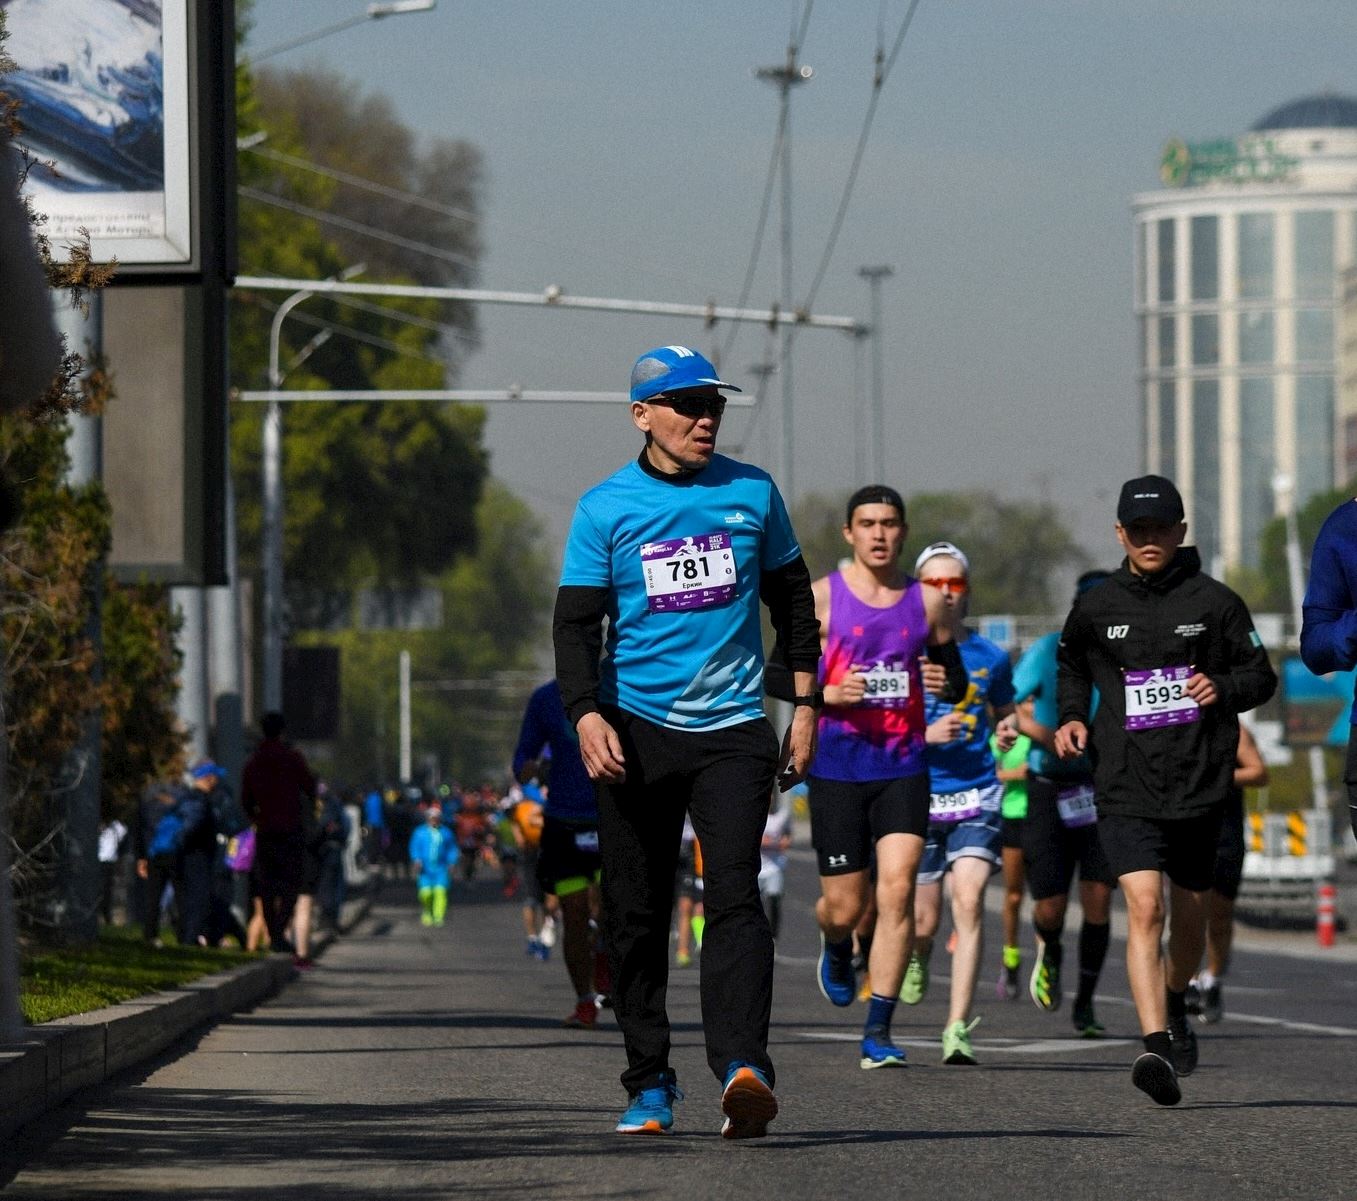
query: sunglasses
920 576 969 593
650 394 727 419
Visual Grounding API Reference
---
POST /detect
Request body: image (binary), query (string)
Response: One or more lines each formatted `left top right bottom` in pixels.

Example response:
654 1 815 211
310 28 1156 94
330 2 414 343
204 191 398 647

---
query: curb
0 884 375 1145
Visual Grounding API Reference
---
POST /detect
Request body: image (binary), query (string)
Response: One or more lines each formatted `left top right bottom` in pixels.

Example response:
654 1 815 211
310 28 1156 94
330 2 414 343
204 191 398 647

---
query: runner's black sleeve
1056 600 1094 728
761 554 820 700
926 639 969 703
553 584 610 725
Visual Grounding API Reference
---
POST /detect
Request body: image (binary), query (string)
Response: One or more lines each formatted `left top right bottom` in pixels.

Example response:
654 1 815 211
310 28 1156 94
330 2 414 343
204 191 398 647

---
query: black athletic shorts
1001 816 1025 851
1021 775 1115 900
1098 808 1225 893
537 816 601 898
1212 799 1246 901
808 773 930 876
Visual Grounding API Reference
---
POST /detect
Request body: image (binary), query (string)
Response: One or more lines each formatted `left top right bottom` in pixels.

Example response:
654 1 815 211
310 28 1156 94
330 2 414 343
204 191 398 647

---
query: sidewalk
1 882 375 1148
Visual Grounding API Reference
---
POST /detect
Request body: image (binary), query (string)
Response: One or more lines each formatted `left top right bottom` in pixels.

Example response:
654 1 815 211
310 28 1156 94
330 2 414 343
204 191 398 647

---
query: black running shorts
537 816 601 897
808 773 930 876
1021 774 1115 900
1000 816 1025 852
1098 808 1226 893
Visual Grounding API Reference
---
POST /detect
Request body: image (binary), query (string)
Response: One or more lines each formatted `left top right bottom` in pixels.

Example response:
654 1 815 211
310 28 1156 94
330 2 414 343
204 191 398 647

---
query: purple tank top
812 571 928 781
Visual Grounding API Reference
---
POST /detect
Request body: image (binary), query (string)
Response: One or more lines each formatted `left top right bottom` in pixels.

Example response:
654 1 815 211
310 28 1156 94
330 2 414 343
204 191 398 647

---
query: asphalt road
6 850 1357 1201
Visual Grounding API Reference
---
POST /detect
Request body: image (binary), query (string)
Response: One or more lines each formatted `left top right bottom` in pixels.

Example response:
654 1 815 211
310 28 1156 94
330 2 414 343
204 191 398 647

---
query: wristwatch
792 690 825 711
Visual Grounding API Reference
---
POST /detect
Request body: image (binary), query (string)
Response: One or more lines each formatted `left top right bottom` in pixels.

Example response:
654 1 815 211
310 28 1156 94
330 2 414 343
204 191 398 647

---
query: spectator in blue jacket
409 804 459 927
1300 498 1357 842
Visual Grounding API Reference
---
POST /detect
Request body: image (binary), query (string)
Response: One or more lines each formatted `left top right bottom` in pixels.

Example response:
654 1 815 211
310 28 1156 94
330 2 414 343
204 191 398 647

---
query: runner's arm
1056 601 1094 729
1301 509 1357 674
1209 593 1277 715
553 585 610 724
1235 725 1268 789
761 554 820 700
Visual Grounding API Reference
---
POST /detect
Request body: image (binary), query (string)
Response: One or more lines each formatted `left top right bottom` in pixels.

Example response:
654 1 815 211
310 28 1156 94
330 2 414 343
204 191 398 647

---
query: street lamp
247 0 437 65
261 264 366 714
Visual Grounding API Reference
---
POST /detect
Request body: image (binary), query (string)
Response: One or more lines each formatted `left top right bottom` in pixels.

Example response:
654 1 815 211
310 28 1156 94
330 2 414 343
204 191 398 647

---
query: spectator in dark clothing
190 760 249 947
133 783 200 945
241 712 317 954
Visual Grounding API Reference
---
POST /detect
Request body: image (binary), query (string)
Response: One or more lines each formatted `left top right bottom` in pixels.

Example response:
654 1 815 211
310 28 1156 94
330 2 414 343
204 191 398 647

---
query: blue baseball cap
190 760 224 780
629 345 742 404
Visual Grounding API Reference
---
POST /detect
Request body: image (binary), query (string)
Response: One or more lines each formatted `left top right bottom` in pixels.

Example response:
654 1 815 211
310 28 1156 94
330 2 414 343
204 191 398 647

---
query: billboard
3 0 200 270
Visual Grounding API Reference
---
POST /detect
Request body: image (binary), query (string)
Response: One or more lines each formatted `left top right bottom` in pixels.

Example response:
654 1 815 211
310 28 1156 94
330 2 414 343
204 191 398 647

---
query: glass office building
1134 95 1357 570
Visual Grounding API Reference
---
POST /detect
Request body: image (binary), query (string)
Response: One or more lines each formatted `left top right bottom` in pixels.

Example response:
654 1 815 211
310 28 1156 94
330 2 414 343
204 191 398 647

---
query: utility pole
755 44 812 502
54 292 104 944
858 265 893 484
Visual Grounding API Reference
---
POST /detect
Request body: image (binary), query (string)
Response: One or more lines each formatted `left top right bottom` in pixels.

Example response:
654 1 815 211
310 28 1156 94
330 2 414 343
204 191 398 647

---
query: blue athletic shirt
923 631 1015 793
1012 630 1097 780
560 453 801 731
511 681 597 823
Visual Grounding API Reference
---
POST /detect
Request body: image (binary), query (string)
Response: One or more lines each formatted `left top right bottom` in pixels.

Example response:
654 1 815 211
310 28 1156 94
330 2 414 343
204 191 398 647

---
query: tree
297 482 554 784
1228 482 1355 614
0 17 186 925
790 490 1088 615
230 60 490 602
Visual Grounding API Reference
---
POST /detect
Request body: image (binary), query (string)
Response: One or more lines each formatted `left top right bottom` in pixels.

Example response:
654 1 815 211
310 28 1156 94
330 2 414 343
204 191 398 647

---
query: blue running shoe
721 1063 778 1140
817 932 856 1007
616 1075 682 1134
860 1031 907 1070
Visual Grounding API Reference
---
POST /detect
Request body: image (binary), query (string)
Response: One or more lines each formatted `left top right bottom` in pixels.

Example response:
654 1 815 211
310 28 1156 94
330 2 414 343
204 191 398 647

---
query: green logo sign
1159 135 1298 188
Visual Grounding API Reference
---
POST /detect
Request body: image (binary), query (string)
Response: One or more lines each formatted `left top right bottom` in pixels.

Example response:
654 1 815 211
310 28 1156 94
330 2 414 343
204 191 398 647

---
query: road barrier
1240 810 1337 924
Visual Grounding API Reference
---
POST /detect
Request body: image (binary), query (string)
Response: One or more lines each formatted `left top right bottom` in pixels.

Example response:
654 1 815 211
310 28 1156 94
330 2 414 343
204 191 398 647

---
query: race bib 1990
1123 666 1199 730
640 533 738 613
929 788 983 823
859 666 911 707
1056 784 1097 828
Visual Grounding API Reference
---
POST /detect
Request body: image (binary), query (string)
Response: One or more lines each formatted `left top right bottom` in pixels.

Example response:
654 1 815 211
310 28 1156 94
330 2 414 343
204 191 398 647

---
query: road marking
797 1031 1134 1054
1090 992 1357 1038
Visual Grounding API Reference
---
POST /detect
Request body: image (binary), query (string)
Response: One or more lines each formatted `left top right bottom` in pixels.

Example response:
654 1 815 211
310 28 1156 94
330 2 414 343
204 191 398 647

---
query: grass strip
20 925 254 1025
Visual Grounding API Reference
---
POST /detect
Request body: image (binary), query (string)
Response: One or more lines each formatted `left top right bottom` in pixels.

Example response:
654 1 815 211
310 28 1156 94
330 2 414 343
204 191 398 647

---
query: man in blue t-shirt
554 345 820 1141
907 542 1018 1066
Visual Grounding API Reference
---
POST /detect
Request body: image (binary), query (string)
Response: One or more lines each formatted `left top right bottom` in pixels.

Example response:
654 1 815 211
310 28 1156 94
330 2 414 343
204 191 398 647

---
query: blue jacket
409 822 459 887
1302 500 1357 722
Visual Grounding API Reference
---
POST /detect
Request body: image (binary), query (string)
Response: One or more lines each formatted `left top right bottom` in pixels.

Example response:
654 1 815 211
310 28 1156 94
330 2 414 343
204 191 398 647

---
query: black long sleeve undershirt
553 584 610 726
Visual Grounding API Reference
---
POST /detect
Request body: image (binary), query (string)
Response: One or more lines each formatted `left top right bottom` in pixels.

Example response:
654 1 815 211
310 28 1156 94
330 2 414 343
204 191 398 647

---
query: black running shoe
1167 1016 1199 1076
1183 981 1202 1017
1200 982 1223 1024
1131 1052 1181 1106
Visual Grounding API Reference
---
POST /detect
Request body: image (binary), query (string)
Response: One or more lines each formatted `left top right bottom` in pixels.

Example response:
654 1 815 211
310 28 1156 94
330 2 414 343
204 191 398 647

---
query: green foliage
21 925 249 1024
791 489 1087 615
1229 482 1355 614
298 483 553 784
230 61 489 597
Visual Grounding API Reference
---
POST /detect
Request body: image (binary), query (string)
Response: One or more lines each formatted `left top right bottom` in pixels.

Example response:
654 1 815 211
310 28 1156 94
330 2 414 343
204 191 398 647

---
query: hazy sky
244 1 1357 572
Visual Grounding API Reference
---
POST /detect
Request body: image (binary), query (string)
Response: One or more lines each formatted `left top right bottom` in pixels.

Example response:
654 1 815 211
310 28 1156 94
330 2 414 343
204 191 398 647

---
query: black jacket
1056 548 1276 819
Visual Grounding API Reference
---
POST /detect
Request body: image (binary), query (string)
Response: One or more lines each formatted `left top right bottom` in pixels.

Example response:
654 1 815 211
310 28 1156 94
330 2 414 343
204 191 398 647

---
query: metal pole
756 48 812 501
399 649 411 783
234 275 858 332
54 291 104 944
209 417 245 791
172 586 211 761
858 265 893 483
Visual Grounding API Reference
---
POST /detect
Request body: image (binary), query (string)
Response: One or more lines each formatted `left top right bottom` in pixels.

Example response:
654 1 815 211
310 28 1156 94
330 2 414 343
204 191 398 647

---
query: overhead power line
243 143 478 226
238 184 478 272
796 0 925 323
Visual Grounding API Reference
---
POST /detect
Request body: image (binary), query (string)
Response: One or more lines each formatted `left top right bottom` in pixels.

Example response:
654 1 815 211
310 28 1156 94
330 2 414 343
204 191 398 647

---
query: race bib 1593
1123 665 1199 731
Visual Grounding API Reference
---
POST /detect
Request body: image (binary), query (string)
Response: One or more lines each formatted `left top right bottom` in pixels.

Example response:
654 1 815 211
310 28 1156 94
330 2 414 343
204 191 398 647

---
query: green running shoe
942 1017 980 1065
1029 942 1061 1012
900 951 929 1005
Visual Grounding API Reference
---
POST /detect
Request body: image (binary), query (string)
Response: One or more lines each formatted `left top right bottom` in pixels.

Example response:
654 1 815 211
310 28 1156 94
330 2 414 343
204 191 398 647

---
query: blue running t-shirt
560 454 801 731
923 631 1015 793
